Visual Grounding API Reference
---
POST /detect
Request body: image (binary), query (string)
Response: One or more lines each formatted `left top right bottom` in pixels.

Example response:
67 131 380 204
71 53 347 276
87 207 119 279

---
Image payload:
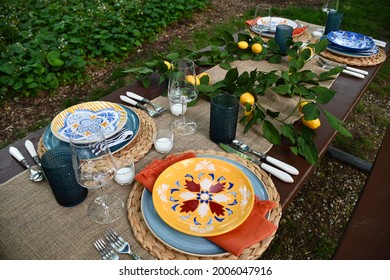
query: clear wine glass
251 4 272 35
313 0 339 37
168 59 198 136
70 126 124 224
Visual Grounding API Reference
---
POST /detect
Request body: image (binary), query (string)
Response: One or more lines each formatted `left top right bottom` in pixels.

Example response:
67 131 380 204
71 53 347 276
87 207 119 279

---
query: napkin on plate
135 152 278 257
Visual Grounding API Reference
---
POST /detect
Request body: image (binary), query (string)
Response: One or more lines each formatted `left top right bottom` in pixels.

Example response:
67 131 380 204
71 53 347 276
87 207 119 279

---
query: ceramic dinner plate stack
250 16 304 38
140 155 270 257
43 101 140 153
326 30 380 58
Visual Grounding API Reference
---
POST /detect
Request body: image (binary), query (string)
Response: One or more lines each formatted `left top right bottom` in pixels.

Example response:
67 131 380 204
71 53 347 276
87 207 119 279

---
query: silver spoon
9 146 44 182
232 139 299 175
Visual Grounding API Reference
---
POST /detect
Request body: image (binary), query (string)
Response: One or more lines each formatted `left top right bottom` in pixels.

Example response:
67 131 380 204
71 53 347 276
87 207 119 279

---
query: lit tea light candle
170 103 187 116
154 137 173 153
154 129 174 153
114 162 135 185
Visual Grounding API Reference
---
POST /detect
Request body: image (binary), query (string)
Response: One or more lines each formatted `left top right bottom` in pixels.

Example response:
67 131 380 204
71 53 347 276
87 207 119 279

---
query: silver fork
120 95 160 118
94 238 120 260
126 91 166 113
105 228 141 260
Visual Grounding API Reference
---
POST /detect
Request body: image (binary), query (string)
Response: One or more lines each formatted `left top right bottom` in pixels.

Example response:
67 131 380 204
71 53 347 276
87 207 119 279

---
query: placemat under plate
38 107 156 164
320 47 387 66
127 149 282 260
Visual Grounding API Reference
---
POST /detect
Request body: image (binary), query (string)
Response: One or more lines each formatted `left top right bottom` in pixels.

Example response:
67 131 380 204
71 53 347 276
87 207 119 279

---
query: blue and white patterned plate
327 31 375 51
141 154 269 257
43 105 139 154
51 101 128 144
326 44 379 58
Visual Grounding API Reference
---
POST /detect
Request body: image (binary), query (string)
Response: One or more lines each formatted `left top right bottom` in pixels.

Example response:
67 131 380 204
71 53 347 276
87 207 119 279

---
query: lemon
298 100 309 113
185 75 200 85
300 46 314 60
302 117 321 129
163 60 171 70
197 72 210 85
244 106 254 116
238 41 249 50
239 92 255 106
251 43 263 54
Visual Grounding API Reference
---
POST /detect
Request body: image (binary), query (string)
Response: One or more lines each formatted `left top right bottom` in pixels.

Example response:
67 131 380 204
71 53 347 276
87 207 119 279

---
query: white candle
154 137 173 153
114 166 135 185
170 103 187 116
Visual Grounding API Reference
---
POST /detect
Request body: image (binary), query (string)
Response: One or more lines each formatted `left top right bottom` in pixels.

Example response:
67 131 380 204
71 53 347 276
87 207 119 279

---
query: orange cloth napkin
135 152 278 257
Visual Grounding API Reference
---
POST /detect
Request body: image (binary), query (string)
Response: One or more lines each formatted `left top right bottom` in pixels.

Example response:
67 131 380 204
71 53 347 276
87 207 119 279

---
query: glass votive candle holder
114 160 135 185
154 129 174 153
169 99 187 116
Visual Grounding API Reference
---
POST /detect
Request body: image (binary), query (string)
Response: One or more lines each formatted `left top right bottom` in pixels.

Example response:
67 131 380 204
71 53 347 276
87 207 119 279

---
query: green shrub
0 0 209 102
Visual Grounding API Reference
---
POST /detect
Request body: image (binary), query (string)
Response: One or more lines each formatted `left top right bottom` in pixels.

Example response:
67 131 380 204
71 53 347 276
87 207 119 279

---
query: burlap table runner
0 27 337 259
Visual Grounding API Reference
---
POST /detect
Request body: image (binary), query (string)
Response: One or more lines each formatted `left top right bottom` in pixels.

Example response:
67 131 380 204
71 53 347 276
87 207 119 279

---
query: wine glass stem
181 102 186 124
98 187 110 213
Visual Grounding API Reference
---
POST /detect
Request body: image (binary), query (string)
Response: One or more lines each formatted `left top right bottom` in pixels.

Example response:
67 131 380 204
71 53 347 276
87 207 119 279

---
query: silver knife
220 143 294 183
232 139 299 175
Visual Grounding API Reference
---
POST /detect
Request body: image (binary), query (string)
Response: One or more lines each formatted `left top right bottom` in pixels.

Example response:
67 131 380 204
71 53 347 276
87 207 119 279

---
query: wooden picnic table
1 46 388 210
0 36 388 260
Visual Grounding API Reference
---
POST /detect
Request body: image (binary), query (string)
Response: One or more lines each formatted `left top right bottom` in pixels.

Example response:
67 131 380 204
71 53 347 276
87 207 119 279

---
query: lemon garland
123 30 351 164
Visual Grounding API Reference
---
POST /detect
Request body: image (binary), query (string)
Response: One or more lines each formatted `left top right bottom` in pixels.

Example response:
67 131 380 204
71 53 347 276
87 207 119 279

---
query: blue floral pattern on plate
327 30 375 51
43 105 139 154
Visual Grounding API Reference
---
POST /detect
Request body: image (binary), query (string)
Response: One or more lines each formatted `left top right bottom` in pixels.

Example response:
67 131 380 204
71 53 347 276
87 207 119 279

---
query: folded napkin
135 152 278 257
245 18 307 36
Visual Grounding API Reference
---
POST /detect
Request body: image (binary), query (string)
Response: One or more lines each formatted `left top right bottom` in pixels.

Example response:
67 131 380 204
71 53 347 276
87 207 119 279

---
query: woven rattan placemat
127 149 282 260
320 47 387 66
37 107 156 163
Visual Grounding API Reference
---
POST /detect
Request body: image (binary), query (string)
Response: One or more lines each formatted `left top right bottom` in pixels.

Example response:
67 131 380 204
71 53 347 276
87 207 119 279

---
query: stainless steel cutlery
94 228 141 260
126 91 166 113
120 95 160 117
120 91 166 117
9 145 44 182
219 143 294 183
317 56 367 79
232 139 299 175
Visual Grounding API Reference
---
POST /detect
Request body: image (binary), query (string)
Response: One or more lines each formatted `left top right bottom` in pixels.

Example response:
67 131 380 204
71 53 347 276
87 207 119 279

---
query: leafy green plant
0 0 210 102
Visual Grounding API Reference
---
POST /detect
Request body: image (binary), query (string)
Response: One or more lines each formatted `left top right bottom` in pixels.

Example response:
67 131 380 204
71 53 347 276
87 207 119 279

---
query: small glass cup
274 24 294 55
114 159 135 186
209 94 239 144
154 129 174 153
251 4 272 35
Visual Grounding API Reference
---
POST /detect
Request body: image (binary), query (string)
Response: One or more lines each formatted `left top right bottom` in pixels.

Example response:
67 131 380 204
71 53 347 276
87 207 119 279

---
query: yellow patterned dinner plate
152 158 254 237
51 101 127 143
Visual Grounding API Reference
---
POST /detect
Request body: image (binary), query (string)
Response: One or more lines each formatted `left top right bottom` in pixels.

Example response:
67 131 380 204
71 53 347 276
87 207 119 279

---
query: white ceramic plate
255 16 298 33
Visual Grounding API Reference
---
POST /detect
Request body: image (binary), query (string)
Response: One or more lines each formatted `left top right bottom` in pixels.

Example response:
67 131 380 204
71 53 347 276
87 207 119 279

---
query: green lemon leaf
273 83 291 95
323 110 353 137
302 103 320 120
263 120 281 145
281 124 296 144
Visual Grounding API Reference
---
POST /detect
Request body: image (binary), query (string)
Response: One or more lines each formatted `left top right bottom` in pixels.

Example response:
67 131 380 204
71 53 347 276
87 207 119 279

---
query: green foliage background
0 0 209 101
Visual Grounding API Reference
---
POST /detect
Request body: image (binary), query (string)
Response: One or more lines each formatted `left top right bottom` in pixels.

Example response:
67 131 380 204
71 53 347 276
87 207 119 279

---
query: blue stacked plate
326 30 378 57
43 105 140 154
